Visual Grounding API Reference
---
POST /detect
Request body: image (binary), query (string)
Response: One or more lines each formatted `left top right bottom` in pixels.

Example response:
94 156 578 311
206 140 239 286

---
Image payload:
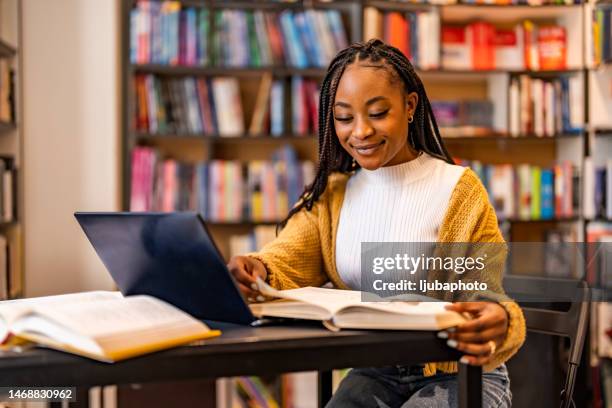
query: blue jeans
326 364 512 408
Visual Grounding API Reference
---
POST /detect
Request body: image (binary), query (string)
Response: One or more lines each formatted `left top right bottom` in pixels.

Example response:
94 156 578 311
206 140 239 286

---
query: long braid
279 39 452 229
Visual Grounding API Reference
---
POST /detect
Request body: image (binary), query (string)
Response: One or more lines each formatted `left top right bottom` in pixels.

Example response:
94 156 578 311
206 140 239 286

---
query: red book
537 25 566 71
469 22 495 70
384 12 409 58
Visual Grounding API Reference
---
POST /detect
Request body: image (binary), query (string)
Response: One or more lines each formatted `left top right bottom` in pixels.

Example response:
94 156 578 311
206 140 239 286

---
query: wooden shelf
0 39 16 59
132 0 356 10
132 64 582 78
420 68 582 76
136 132 581 142
132 64 327 77
442 133 581 140
501 217 581 223
135 133 316 142
206 220 280 227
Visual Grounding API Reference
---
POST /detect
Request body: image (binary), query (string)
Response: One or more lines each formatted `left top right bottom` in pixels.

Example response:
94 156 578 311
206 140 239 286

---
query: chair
503 275 590 408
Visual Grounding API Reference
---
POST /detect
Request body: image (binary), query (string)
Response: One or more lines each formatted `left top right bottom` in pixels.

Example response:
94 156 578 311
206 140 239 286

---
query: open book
0 291 220 362
250 279 466 331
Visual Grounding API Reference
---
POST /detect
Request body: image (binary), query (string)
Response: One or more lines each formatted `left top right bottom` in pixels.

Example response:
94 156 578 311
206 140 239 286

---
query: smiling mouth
352 140 385 156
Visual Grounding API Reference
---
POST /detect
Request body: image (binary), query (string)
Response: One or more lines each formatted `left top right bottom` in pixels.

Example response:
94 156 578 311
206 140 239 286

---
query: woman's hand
439 302 509 366
227 255 268 302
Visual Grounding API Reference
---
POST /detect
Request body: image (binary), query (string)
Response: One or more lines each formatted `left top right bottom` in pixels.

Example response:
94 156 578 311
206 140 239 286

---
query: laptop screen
75 212 256 325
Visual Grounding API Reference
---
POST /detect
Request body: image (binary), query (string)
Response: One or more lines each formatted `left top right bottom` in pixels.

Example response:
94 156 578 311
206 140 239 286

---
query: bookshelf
121 0 610 406
0 0 21 303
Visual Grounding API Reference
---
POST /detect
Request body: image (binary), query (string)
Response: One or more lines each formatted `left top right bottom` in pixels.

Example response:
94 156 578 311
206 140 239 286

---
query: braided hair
280 39 454 228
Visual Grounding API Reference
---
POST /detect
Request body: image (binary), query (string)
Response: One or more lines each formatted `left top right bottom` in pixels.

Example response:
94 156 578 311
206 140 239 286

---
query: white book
0 291 219 362
363 7 382 42
509 78 520 137
212 78 244 137
544 82 555 137
2 170 11 222
583 157 596 219
532 78 544 137
569 75 584 130
251 279 466 331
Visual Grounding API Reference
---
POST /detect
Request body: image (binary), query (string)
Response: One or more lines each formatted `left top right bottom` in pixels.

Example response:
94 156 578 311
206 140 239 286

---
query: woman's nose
351 116 374 140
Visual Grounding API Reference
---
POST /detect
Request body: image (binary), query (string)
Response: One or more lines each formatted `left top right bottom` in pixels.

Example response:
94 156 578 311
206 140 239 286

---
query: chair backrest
503 275 591 408
502 275 590 365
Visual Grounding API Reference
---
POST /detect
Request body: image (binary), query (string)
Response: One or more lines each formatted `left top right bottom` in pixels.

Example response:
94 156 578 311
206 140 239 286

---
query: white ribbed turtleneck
335 153 466 290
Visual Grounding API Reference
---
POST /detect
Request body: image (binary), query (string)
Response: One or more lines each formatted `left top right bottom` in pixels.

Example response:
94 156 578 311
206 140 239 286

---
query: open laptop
74 212 259 326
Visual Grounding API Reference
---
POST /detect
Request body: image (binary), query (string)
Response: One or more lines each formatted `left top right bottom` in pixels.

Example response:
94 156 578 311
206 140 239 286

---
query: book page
256 278 453 317
29 296 206 340
256 278 369 315
0 291 122 342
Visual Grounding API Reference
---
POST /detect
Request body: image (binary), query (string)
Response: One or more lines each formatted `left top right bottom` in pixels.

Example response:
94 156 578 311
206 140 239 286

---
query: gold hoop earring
408 116 414 124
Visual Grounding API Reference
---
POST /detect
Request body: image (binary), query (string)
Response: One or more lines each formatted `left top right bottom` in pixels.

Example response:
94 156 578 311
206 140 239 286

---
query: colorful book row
508 75 584 137
134 74 320 137
442 21 567 71
131 1 209 66
130 1 349 68
456 159 578 220
364 8 440 70
130 145 315 223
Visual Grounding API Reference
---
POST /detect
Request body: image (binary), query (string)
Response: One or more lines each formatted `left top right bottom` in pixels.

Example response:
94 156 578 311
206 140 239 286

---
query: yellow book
0 291 220 362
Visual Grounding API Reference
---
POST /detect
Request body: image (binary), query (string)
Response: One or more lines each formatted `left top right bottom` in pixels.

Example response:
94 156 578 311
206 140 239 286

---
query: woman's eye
334 116 352 122
370 110 389 119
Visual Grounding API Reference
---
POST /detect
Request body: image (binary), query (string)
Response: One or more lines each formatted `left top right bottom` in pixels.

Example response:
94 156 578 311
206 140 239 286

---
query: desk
0 323 482 407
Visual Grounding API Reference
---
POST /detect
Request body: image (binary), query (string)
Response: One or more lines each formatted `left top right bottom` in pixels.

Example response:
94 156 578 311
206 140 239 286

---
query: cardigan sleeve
246 199 328 291
437 168 526 372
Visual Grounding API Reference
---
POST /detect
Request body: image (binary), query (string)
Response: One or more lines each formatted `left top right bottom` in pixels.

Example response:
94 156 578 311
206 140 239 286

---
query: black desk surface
1 322 462 387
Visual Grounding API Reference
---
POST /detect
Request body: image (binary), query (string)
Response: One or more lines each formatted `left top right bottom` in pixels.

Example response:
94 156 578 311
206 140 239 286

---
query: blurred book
0 291 220 362
363 7 439 69
454 159 577 221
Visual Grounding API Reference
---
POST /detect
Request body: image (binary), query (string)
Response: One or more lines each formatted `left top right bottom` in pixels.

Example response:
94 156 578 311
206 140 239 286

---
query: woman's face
333 62 419 170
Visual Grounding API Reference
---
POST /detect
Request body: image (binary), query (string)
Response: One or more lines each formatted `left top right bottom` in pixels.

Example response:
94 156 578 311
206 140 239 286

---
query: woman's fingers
440 327 505 344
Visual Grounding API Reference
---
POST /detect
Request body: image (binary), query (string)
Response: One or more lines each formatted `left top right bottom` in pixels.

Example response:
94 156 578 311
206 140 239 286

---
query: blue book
270 80 285 136
130 8 139 63
408 12 418 66
150 1 162 64
541 169 554 220
197 162 208 219
293 12 317 67
279 11 307 68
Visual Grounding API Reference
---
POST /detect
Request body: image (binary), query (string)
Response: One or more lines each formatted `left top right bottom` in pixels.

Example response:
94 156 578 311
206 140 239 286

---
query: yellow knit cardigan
248 168 526 376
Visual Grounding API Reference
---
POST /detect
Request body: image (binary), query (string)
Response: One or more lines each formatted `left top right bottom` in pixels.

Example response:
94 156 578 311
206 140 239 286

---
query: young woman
228 39 525 408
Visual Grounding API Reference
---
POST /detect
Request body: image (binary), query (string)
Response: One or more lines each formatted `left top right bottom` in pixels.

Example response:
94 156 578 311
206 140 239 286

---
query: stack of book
213 9 348 68
129 146 315 223
431 99 494 137
130 1 349 68
135 74 320 137
456 160 578 221
363 7 440 70
583 158 612 220
130 1 209 66
508 74 583 137
592 6 612 66
134 75 243 136
441 21 566 71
